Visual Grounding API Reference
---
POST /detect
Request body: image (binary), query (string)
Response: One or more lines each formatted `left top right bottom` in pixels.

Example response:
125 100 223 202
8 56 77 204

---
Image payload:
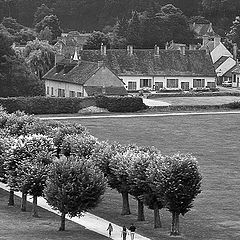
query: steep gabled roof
190 23 216 38
231 64 240 74
43 60 99 85
79 49 216 77
214 56 229 70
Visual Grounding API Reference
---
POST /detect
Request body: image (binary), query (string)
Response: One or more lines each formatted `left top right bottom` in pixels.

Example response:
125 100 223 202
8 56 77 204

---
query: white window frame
167 79 179 88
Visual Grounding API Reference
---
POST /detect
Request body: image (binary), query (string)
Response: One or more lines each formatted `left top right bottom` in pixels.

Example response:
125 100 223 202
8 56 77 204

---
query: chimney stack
214 35 221 49
98 60 104 68
179 45 186 55
202 35 209 47
233 43 238 60
100 43 107 55
165 42 168 50
154 45 160 56
127 45 133 56
189 44 196 50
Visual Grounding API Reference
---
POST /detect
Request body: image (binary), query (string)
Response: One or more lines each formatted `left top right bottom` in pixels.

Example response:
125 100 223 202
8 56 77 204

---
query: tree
145 153 166 228
33 4 54 25
39 26 53 42
44 156 106 231
227 16 240 47
35 15 62 44
23 39 55 79
84 31 110 50
6 134 54 215
107 145 133 215
128 146 160 221
162 153 202 236
0 32 45 97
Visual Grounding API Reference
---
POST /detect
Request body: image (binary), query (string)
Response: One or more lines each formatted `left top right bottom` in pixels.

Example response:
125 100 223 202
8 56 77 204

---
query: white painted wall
232 73 240 87
211 42 233 64
215 58 236 77
120 75 216 90
45 79 84 97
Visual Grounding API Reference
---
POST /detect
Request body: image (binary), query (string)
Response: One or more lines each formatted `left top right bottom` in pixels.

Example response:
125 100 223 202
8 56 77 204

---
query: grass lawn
0 188 109 240
153 96 240 106
65 113 240 240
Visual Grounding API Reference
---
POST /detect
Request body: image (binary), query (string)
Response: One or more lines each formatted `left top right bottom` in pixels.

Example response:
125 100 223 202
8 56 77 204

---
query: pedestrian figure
129 223 136 240
121 225 127 240
107 223 113 238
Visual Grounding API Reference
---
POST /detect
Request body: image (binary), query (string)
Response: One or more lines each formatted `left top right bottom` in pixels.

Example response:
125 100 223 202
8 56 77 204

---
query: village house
76 44 216 91
43 50 127 97
200 34 238 85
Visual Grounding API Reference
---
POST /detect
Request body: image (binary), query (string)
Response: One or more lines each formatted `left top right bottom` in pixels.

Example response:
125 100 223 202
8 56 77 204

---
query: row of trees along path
0 107 202 236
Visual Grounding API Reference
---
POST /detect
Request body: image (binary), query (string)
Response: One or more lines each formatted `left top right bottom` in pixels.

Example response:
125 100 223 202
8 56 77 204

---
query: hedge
0 96 147 114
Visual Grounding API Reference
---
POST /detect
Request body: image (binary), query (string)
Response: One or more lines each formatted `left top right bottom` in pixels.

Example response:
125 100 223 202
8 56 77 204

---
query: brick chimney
179 45 186 55
127 45 133 56
202 35 209 47
214 35 221 49
154 44 160 56
100 43 107 55
233 43 238 60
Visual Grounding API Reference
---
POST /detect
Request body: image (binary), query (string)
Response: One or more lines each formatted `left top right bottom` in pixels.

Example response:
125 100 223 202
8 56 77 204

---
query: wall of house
120 75 216 90
45 80 84 97
215 58 236 77
232 73 240 87
84 66 124 87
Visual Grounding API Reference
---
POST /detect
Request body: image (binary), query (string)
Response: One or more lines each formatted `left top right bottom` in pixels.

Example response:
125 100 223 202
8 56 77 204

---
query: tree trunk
153 202 161 228
8 189 14 206
170 212 180 236
32 195 39 217
121 191 131 215
21 192 27 212
137 199 145 221
59 212 66 231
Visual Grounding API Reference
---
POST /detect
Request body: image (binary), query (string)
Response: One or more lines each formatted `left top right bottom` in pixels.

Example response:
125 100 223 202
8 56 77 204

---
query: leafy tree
128 146 161 221
23 39 55 79
44 156 106 231
33 4 54 25
0 32 45 97
39 26 53 42
226 16 240 47
126 11 143 47
162 153 202 236
6 134 54 214
2 17 25 32
35 15 62 44
108 146 133 215
145 153 166 228
84 31 110 50
61 133 99 158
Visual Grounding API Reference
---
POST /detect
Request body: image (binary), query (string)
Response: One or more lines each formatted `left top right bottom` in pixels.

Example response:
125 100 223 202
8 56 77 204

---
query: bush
96 96 147 112
223 101 240 109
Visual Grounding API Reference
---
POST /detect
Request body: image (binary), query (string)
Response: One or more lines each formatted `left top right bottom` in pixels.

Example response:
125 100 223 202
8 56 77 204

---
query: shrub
96 96 147 112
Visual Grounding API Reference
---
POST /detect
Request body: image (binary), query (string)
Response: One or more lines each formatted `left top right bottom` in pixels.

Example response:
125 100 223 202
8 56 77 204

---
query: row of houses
42 22 240 97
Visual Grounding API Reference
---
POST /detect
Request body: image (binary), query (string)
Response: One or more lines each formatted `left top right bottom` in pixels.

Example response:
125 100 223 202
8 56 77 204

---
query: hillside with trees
0 0 240 36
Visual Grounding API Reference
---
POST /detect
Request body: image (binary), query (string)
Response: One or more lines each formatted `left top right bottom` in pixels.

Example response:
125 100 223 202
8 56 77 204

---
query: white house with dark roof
77 44 216 91
43 50 127 97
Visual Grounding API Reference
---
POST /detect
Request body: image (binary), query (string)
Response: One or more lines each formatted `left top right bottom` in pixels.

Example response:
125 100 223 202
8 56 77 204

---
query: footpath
0 183 150 240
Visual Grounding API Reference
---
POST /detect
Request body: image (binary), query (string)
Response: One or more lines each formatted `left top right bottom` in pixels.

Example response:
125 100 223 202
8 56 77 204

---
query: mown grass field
70 113 240 240
152 96 240 106
1 113 240 240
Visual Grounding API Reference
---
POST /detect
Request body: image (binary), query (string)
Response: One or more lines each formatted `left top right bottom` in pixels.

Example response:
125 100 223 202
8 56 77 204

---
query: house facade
43 54 127 97
77 45 216 91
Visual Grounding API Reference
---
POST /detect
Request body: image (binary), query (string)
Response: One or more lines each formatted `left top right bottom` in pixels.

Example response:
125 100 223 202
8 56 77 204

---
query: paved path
142 98 171 107
40 111 240 120
0 183 150 240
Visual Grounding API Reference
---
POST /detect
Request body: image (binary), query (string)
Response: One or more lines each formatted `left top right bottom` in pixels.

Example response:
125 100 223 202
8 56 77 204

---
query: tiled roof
214 56 229 69
79 49 216 77
191 23 216 37
43 60 99 85
199 41 215 52
224 65 237 77
85 86 127 96
231 64 240 74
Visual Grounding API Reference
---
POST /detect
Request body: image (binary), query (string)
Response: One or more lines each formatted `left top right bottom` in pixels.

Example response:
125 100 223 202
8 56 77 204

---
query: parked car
222 81 232 87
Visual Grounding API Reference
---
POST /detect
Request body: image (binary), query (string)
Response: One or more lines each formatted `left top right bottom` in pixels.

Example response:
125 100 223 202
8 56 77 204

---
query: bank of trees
0 107 202 236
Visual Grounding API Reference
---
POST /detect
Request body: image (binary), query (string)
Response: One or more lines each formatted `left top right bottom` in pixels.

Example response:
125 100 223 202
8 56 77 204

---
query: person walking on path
129 223 136 240
121 225 127 240
107 223 113 238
